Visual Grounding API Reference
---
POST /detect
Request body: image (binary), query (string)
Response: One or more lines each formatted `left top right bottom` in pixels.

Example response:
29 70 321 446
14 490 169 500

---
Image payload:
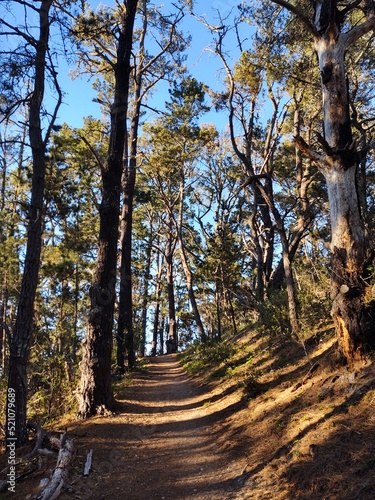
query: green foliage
239 367 261 398
26 352 78 425
257 289 292 336
233 51 262 96
180 336 263 399
180 339 236 375
0 0 374 434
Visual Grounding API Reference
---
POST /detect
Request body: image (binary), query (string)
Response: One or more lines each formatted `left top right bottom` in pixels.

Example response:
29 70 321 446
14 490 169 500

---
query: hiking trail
60 354 249 500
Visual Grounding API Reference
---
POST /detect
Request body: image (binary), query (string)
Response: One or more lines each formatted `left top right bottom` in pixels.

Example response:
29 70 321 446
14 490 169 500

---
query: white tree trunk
313 8 372 363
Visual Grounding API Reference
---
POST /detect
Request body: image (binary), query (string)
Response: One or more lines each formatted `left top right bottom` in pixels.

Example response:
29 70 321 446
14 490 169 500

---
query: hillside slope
1 327 375 499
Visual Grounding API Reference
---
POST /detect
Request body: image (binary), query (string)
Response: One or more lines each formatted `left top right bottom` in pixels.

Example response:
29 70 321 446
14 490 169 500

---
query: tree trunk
116 10 146 371
151 252 163 356
176 182 206 341
178 241 206 340
116 161 135 372
313 4 375 362
215 284 222 341
151 278 161 357
281 237 300 335
159 317 165 355
270 0 375 360
166 215 177 352
6 0 53 446
226 291 238 337
0 282 8 372
77 0 138 418
140 229 153 357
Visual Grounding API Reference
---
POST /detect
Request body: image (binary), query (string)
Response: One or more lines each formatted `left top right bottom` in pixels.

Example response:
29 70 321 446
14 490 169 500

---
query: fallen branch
38 432 74 500
25 422 47 460
83 449 93 476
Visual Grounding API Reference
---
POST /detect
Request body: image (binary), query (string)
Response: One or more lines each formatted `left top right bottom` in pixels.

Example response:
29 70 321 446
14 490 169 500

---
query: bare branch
270 0 319 36
43 51 63 147
294 135 325 168
343 15 375 46
358 139 375 159
79 135 106 171
340 0 362 17
0 18 35 46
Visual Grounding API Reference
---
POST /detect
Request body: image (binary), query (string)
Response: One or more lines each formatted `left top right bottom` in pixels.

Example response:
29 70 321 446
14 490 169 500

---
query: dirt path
5 332 375 499
60 354 248 500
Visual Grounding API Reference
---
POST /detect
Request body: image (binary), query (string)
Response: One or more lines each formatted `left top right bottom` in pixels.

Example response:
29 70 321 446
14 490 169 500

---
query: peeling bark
313 5 375 362
271 0 375 362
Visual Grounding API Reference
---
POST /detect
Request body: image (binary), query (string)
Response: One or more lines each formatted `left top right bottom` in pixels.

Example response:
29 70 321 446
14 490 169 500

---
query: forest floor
2 326 375 499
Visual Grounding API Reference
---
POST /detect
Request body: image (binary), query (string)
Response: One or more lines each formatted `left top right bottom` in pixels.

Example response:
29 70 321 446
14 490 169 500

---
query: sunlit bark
272 0 375 362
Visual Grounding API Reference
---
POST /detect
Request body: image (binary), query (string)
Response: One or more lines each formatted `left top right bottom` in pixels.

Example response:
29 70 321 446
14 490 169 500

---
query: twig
83 449 93 476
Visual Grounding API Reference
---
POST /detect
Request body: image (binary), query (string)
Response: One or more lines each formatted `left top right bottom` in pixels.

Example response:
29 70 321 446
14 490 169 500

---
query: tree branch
294 135 325 168
340 0 362 17
343 15 375 46
79 135 106 171
270 0 319 36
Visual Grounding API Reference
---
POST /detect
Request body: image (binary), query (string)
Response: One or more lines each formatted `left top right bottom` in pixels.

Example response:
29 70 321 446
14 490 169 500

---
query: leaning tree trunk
6 0 53 446
165 214 177 352
312 2 375 362
176 181 206 341
178 240 207 341
77 0 138 418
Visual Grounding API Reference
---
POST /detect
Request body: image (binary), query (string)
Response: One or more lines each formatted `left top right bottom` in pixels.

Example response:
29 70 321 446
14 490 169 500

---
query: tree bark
272 0 375 361
116 12 145 372
312 2 375 362
77 0 138 418
150 242 163 356
116 0 182 369
151 276 161 356
140 229 153 357
116 160 136 372
39 433 74 500
166 214 177 352
6 0 53 446
176 181 206 341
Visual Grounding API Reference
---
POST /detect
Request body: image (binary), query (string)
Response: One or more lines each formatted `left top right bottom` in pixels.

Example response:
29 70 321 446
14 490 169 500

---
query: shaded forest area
0 0 375 496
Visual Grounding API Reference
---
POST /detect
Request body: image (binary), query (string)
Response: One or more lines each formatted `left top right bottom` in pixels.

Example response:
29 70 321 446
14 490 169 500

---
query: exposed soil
2 329 375 500
59 354 248 500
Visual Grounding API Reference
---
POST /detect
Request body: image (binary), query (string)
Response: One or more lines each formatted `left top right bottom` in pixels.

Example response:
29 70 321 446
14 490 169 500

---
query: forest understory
1 325 375 500
1 1 375 499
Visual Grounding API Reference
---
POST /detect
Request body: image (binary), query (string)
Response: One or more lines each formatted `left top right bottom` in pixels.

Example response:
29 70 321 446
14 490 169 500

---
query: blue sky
56 0 248 131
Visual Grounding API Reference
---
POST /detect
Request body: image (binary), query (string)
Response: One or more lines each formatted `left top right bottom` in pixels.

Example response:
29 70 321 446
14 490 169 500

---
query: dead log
38 432 74 500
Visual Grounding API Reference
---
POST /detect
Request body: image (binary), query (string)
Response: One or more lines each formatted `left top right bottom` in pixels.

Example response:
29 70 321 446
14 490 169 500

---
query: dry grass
196 325 375 499
1 324 375 499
